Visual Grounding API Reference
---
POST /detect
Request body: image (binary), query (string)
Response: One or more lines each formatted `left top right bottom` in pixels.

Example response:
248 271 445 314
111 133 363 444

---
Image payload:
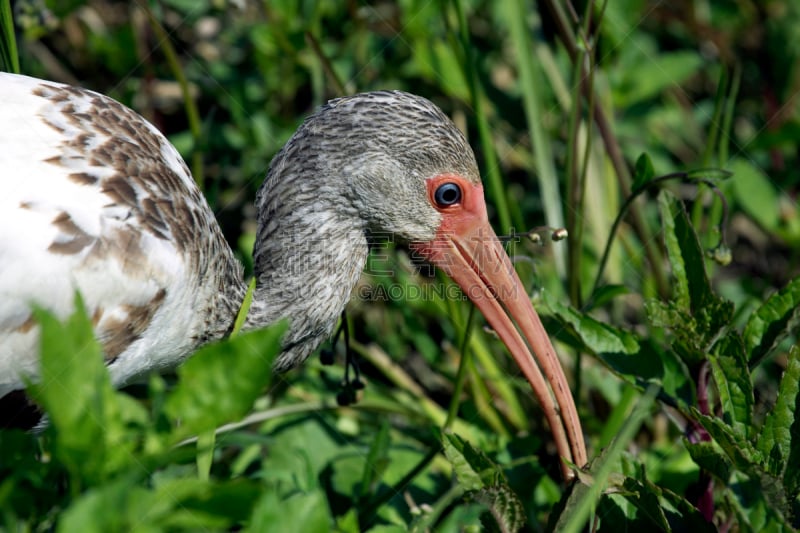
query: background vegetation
2 0 799 530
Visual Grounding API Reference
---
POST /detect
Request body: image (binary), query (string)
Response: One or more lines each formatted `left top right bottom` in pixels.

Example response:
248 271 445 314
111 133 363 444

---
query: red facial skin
410 174 586 480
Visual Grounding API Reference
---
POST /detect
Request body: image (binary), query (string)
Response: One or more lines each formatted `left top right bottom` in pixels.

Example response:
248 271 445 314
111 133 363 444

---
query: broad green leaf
164 321 287 441
730 158 781 233
542 292 639 355
31 297 145 484
685 440 733 482
708 333 753 439
587 284 630 310
614 50 703 105
632 153 655 191
757 345 800 493
247 489 331 532
744 276 800 367
60 476 261 532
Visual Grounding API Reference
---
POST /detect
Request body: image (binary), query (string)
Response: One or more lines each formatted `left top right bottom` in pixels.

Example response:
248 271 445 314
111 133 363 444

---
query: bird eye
433 182 462 207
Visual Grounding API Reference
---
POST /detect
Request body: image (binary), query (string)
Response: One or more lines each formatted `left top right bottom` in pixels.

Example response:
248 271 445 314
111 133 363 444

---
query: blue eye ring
433 182 462 207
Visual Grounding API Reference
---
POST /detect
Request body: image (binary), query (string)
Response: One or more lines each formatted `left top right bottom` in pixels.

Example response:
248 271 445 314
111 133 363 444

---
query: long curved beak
411 196 586 480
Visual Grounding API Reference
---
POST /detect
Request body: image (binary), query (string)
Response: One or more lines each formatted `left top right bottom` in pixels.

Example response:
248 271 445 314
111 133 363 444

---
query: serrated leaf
744 276 800 367
632 153 655 191
691 408 763 470
658 190 716 314
441 433 491 491
441 433 525 531
164 321 287 441
619 476 671 530
685 440 733 482
473 484 526 533
757 345 800 493
657 191 733 362
543 292 639 355
709 333 753 439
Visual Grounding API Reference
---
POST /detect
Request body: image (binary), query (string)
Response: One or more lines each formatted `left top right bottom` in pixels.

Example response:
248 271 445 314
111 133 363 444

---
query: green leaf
587 284 630 310
164 321 287 441
614 50 703 105
659 190 712 313
685 440 733 482
730 158 781 233
441 433 490 492
632 153 655 191
0 0 19 73
619 476 671 530
441 433 525 531
247 489 331 532
359 419 391 499
473 484 526 533
542 292 639 355
657 191 733 355
30 297 145 484
684 168 733 182
692 408 763 471
708 333 753 439
744 276 800 367
757 345 800 493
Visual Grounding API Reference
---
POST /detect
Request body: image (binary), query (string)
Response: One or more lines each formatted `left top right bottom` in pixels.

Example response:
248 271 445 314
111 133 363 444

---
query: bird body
0 73 245 396
0 73 586 476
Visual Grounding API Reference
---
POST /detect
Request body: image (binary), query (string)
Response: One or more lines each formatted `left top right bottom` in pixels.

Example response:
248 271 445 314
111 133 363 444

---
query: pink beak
411 179 586 480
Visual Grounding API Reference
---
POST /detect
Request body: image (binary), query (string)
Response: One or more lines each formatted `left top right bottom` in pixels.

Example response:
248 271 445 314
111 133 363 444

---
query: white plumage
0 73 232 396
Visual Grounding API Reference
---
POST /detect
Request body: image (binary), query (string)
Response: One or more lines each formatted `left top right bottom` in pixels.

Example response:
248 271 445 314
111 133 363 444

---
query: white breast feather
0 73 204 396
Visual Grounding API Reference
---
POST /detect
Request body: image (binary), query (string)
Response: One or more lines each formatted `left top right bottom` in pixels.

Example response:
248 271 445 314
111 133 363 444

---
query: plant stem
143 3 205 190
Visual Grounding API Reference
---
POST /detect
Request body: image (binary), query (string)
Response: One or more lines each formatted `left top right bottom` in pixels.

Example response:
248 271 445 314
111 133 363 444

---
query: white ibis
0 72 586 478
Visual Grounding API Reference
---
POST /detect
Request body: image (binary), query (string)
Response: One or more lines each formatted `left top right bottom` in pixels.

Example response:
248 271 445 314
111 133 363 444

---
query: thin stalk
541 0 670 298
451 0 514 233
501 0 566 275
353 341 478 439
719 64 741 167
590 172 728 297
565 45 585 308
444 305 477 430
305 31 347 95
469 334 527 430
571 0 604 398
361 445 441 523
143 4 204 190
442 272 527 430
466 354 509 437
556 385 657 533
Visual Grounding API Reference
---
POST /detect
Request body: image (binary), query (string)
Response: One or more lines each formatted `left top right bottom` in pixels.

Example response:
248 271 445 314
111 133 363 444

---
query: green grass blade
0 0 20 73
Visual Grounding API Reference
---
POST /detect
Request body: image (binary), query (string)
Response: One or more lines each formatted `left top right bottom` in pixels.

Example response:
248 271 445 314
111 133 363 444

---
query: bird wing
0 73 210 395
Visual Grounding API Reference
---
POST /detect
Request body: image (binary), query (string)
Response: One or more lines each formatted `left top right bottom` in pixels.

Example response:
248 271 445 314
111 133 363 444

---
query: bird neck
242 197 368 370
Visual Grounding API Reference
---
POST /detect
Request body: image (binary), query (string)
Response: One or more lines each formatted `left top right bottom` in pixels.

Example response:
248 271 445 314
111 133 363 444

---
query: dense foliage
1 0 799 530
